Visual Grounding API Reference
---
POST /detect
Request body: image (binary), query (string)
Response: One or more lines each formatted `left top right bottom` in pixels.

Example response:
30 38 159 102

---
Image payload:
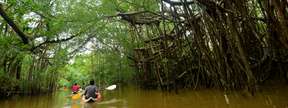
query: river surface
0 86 288 108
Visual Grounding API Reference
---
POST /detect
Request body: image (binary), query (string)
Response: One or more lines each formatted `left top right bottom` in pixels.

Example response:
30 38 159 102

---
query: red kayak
82 92 102 103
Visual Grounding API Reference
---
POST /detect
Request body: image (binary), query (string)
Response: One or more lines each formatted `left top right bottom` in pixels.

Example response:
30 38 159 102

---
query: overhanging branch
31 35 76 51
0 4 29 44
31 27 89 51
163 0 195 5
68 35 93 55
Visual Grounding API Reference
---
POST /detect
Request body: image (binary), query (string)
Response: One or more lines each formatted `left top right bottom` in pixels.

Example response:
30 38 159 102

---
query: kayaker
83 80 101 102
71 83 80 94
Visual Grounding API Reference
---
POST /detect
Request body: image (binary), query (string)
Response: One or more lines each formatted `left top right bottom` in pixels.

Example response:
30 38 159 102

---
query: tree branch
0 4 29 44
31 35 76 51
68 36 93 55
163 0 195 5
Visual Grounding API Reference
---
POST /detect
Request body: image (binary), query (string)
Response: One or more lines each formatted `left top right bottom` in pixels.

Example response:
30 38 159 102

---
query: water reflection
0 86 288 108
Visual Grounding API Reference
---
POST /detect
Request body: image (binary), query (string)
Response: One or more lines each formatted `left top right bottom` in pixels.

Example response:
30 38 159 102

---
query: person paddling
83 80 101 102
71 83 80 94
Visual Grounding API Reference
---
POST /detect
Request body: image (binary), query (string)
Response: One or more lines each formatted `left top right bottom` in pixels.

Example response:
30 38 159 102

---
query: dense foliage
0 0 287 97
121 0 288 93
0 0 137 96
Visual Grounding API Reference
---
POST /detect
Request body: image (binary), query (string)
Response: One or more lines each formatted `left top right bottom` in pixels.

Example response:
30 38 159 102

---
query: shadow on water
1 85 288 108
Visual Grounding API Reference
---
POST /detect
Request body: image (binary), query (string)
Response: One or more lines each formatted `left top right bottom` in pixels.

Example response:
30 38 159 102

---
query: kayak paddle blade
105 85 116 90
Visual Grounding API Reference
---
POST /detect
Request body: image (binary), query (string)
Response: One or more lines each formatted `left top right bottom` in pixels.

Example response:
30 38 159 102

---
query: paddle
105 84 117 90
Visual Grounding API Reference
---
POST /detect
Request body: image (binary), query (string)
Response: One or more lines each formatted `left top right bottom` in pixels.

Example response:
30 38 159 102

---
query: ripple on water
0 86 288 108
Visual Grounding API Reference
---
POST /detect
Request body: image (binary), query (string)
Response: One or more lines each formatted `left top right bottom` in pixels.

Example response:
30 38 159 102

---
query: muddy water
0 86 288 108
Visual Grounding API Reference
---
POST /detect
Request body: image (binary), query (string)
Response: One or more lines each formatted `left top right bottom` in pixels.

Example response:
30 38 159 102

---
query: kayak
70 84 116 103
71 92 102 103
71 93 81 100
82 93 102 103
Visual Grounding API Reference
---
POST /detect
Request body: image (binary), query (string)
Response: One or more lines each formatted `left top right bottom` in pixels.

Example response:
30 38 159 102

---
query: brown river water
0 86 288 108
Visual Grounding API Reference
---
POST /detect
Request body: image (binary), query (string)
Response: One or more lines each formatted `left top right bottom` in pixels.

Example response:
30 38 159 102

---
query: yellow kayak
71 93 81 100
